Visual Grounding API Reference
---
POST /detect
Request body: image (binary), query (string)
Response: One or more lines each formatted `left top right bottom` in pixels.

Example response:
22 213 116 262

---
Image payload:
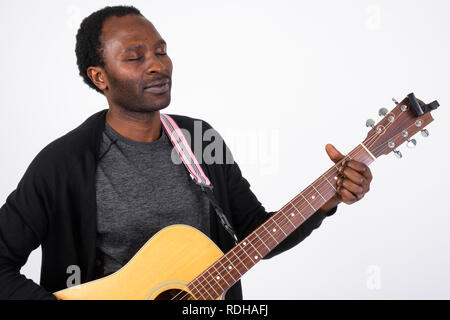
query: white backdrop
1 0 449 299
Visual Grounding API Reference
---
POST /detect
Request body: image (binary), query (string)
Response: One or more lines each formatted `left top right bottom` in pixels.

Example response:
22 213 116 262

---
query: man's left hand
319 144 373 214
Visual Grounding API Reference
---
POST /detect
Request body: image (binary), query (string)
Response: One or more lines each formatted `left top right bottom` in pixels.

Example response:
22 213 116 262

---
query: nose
145 53 169 74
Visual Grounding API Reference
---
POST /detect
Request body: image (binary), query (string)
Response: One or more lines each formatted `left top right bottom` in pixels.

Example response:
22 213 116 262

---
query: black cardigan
0 109 335 300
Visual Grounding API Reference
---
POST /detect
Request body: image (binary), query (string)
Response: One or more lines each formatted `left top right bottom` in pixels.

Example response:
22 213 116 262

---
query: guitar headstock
362 93 439 159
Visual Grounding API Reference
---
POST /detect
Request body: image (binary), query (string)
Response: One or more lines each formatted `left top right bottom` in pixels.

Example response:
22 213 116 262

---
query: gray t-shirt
95 121 210 275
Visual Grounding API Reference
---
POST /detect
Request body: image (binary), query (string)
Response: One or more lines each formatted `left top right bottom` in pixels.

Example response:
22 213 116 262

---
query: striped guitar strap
160 114 239 245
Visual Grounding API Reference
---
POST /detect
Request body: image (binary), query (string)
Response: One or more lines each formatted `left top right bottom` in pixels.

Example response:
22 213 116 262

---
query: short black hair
75 5 143 94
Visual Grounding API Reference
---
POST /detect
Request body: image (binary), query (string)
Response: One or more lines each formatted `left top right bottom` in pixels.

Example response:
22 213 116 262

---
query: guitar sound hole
154 289 194 300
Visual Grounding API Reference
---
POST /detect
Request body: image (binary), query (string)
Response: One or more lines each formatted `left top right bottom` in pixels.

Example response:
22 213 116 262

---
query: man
0 5 372 300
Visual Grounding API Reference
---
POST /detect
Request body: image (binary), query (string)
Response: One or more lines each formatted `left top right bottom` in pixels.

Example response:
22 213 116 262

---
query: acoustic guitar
53 93 439 300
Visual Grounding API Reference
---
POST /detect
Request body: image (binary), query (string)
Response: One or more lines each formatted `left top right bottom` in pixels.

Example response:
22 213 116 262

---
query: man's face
97 14 173 113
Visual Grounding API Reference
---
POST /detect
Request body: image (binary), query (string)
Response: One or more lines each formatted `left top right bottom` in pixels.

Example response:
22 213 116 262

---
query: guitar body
54 225 224 300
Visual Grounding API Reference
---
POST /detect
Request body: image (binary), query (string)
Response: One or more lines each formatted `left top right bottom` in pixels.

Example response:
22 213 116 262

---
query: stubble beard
106 73 171 116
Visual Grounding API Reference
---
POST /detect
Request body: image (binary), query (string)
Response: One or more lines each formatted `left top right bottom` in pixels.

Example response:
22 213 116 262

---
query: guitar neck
187 143 376 300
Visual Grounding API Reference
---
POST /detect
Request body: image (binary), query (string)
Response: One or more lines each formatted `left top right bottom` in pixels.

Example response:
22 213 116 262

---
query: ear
86 66 107 91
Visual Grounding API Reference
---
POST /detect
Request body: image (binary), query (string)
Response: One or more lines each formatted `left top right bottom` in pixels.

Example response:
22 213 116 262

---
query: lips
143 79 170 95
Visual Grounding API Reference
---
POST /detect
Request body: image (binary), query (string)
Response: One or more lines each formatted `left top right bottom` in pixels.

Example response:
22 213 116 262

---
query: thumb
325 144 345 164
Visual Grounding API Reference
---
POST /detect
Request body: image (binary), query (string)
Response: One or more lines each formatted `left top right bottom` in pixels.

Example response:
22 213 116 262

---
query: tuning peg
392 98 399 105
421 129 429 137
378 108 388 117
366 119 375 128
393 149 402 158
406 139 417 148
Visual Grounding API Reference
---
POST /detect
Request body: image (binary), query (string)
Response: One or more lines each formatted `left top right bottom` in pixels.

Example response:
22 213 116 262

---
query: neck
186 143 375 300
105 106 162 142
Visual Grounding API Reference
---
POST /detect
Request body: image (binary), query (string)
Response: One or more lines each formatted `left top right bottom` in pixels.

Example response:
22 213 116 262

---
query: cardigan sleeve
0 152 57 299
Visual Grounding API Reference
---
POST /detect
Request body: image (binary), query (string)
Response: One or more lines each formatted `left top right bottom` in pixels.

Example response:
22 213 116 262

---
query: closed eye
127 54 166 61
127 56 144 61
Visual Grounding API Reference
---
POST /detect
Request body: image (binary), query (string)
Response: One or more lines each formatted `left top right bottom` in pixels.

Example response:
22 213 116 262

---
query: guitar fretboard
187 143 375 300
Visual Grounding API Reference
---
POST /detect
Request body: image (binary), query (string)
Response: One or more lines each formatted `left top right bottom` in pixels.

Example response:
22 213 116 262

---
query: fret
264 219 287 244
277 211 297 234
230 248 249 271
253 229 272 251
321 174 336 191
327 170 339 182
332 163 340 178
294 187 329 216
194 289 206 300
304 186 324 209
246 237 264 258
289 201 306 221
216 257 237 284
204 269 221 298
193 275 214 300
280 201 298 229
238 241 258 265
211 263 230 288
301 193 316 211
194 275 212 300
187 279 206 300
285 212 298 229
262 224 280 245
221 254 242 278
311 184 326 202
271 217 288 237
316 181 336 200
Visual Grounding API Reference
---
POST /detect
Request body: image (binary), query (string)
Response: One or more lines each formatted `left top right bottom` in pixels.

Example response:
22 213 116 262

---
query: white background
1 0 449 299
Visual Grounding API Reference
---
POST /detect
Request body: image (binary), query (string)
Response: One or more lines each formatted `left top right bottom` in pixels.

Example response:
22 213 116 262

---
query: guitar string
237 104 413 228
172 112 413 300
172 146 373 299
171 119 398 300
172 119 399 300
176 145 370 300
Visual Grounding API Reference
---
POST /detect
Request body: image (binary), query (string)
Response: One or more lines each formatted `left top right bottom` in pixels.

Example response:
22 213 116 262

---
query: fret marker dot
216 276 220 280
273 228 276 232
311 195 315 199
334 176 338 180
254 256 259 259
228 266 232 270
291 213 295 217
243 242 246 246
